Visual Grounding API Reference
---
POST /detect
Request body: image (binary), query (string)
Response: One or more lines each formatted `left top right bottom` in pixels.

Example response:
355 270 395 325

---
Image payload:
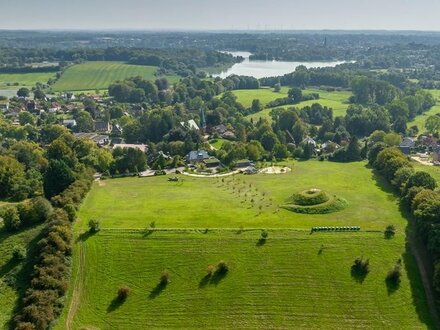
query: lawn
0 72 55 90
412 162 440 183
0 224 43 329
408 89 440 131
55 160 435 329
59 230 431 330
52 61 180 92
231 87 290 107
243 88 351 122
209 138 230 149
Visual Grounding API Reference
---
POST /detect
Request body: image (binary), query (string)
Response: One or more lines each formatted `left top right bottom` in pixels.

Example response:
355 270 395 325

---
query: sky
1 0 440 31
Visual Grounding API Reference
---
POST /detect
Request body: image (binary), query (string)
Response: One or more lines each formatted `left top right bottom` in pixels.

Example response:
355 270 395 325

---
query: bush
88 219 100 233
63 204 76 222
216 261 229 274
3 206 21 232
261 230 268 240
386 262 402 285
384 225 396 238
12 245 27 261
160 271 171 285
117 286 130 300
352 257 370 274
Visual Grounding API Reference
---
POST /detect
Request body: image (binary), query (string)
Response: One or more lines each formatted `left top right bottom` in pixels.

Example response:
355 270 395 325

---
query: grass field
52 62 180 92
408 90 440 131
241 88 351 122
0 225 43 329
0 72 55 90
56 160 435 329
413 162 440 183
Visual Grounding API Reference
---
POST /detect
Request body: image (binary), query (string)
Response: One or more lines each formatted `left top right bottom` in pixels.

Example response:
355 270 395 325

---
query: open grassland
61 230 431 330
231 87 289 107
0 225 43 329
0 72 55 90
52 61 179 92
243 88 351 122
57 160 435 329
408 90 440 131
77 161 404 231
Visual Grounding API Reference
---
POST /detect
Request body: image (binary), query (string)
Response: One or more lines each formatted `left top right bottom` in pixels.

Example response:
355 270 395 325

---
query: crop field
57 160 434 329
0 72 55 90
52 62 180 92
242 88 351 122
0 224 43 329
408 90 440 131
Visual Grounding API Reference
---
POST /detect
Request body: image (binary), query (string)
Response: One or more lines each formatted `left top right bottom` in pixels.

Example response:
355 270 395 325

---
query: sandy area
411 156 433 166
259 166 292 174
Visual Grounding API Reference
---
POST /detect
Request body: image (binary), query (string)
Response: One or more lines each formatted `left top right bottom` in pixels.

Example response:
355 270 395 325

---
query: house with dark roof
399 137 415 155
433 145 440 163
94 120 112 133
186 150 209 164
203 157 221 168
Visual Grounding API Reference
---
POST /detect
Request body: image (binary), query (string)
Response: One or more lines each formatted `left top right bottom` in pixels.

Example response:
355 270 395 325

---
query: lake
214 51 346 79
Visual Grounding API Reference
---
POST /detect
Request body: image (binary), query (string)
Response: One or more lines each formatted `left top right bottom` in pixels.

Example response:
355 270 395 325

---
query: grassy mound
283 189 347 214
291 189 330 206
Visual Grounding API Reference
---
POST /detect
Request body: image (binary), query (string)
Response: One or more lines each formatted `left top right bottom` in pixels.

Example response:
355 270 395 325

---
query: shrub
261 230 268 240
63 204 76 222
160 271 171 285
386 262 402 285
12 245 27 261
3 206 21 232
352 257 370 274
117 286 130 300
88 219 100 233
216 261 229 274
384 225 396 238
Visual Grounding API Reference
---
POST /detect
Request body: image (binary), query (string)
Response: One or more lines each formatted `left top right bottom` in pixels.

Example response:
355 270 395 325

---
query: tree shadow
350 265 368 284
209 269 228 286
76 230 96 242
198 273 211 288
256 238 266 246
0 258 20 278
385 277 400 295
384 231 395 240
107 297 125 312
318 245 325 255
142 229 154 238
149 282 167 299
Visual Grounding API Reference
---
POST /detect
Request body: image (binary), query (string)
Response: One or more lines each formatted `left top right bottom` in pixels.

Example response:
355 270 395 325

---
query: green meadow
0 72 55 90
57 160 434 329
240 88 351 122
408 90 440 131
52 61 179 92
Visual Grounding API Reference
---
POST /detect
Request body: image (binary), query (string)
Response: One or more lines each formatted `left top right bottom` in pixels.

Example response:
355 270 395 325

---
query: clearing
57 160 435 329
52 61 179 92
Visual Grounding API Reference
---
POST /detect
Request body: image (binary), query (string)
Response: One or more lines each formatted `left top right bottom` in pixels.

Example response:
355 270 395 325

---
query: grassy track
52 61 179 92
56 160 435 329
0 72 55 90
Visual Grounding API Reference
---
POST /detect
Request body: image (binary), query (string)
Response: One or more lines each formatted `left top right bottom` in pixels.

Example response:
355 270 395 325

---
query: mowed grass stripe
65 230 432 329
52 61 161 91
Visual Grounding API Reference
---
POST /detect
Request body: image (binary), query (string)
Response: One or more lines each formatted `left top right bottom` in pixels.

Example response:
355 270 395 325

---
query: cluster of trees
368 143 440 293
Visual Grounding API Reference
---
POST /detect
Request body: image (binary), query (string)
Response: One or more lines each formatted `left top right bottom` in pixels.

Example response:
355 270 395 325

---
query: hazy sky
2 0 440 30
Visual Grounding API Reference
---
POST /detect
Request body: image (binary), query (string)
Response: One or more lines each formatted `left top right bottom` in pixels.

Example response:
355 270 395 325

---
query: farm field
0 225 43 329
51 61 180 92
408 90 440 131
244 88 351 122
57 160 435 329
0 72 55 90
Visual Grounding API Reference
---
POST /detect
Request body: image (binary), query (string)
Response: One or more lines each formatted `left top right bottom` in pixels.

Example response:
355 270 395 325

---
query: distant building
94 120 112 133
211 124 227 135
399 137 415 155
235 159 252 168
433 145 440 163
302 137 317 147
180 119 200 131
203 157 221 168
186 150 209 164
62 119 77 128
111 124 123 136
112 144 148 153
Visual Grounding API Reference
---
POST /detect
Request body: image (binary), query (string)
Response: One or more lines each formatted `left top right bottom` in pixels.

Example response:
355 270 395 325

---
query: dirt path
409 230 440 329
65 240 86 330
